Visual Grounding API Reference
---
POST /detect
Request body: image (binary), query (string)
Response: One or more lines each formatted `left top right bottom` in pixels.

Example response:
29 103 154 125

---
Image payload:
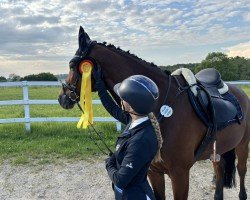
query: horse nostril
58 95 63 104
58 94 75 109
58 95 65 108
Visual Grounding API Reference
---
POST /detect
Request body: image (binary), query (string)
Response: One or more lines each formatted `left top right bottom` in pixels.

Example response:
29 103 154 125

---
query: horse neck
91 44 167 85
90 44 175 109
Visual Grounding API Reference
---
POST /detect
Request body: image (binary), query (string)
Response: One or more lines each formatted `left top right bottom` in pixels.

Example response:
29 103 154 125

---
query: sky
0 0 249 77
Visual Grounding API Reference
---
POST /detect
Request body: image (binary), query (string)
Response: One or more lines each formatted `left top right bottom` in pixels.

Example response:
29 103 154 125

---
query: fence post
22 81 31 132
116 122 121 132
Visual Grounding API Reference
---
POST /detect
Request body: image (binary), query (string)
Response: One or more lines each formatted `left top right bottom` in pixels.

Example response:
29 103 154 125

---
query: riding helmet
113 75 159 115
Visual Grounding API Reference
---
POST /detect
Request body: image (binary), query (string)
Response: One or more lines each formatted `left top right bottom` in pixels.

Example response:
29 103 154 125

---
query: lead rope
60 80 113 156
76 102 114 156
157 75 172 122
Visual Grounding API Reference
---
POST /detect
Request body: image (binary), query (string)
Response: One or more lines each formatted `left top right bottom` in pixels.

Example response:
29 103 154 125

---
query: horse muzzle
58 94 75 109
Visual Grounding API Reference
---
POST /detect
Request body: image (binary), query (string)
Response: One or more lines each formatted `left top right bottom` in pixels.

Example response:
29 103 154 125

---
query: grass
241 85 250 95
0 122 118 165
0 85 249 165
0 86 118 165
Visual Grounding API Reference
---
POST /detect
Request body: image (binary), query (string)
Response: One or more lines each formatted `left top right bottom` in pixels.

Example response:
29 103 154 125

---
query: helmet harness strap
121 101 146 117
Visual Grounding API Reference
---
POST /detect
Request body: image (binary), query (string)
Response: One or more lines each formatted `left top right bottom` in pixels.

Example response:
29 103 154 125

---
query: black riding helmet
113 75 159 115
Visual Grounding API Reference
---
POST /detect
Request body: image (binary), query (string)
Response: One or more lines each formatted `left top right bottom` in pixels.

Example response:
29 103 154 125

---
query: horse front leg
169 167 190 200
148 166 166 200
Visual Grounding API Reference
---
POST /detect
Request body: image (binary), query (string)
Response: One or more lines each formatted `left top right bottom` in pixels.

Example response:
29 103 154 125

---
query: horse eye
69 62 75 68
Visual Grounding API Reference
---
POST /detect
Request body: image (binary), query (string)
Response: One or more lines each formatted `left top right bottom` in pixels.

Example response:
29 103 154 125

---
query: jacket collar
119 119 151 138
129 116 149 130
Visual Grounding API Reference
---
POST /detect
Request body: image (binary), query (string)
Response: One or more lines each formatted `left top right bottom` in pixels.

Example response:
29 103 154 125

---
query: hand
92 64 105 91
92 64 102 82
105 157 111 166
105 153 116 168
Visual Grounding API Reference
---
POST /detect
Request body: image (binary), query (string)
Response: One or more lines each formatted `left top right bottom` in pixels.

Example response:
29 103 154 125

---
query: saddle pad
188 89 244 130
172 68 229 96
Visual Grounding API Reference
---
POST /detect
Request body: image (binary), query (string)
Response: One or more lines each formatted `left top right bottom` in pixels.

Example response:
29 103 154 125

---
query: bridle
61 40 114 156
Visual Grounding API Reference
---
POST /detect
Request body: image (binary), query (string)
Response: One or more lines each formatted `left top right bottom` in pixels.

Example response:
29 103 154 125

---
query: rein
157 74 192 122
76 102 113 156
61 80 113 155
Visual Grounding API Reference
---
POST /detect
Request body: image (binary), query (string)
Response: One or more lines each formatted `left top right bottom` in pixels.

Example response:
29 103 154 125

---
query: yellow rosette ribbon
77 60 93 129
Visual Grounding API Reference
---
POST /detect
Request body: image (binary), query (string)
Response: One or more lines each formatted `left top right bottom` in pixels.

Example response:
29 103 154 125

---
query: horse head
58 26 96 109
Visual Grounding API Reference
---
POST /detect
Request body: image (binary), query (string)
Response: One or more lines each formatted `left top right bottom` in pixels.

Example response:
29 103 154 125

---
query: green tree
161 63 199 73
21 72 58 81
8 73 21 82
195 52 238 80
230 56 250 80
157 52 249 80
0 76 7 82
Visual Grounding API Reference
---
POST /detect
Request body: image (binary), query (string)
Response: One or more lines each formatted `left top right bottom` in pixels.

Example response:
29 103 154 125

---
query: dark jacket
98 86 158 200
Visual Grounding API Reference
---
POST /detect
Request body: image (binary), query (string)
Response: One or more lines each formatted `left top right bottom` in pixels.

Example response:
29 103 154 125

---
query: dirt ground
0 158 249 200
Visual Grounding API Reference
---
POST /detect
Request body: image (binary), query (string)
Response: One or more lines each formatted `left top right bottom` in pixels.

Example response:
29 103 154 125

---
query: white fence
0 81 121 132
0 81 249 132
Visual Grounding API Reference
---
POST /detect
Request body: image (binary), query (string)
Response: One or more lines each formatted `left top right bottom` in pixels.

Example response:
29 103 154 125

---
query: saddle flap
196 87 238 125
213 98 238 123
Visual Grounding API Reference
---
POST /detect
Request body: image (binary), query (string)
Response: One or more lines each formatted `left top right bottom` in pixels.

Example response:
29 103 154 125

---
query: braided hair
148 112 163 163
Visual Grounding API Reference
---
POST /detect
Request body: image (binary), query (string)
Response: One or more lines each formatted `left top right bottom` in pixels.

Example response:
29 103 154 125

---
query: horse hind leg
148 166 166 200
213 159 225 200
213 149 236 200
236 140 249 200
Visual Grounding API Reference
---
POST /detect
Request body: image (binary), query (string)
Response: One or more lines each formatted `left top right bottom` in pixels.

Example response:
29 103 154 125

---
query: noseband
61 79 80 102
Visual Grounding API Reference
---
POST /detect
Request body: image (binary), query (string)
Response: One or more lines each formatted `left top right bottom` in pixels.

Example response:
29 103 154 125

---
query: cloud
226 41 250 58
0 0 249 77
242 12 250 22
0 57 69 77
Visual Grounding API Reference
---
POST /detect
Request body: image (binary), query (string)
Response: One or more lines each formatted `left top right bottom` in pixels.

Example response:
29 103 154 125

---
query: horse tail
222 148 236 188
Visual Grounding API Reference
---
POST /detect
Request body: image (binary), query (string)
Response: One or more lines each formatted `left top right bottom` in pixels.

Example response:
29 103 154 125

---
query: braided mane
98 42 171 75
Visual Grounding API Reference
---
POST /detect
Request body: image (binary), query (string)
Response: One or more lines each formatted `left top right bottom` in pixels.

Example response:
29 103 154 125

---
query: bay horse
58 26 250 200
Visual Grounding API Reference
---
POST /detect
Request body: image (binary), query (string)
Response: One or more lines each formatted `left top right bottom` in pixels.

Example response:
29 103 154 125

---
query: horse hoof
214 196 223 200
239 192 247 200
214 192 223 200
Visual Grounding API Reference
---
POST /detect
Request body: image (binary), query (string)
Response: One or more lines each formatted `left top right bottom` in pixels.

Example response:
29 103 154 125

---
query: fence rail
0 81 121 132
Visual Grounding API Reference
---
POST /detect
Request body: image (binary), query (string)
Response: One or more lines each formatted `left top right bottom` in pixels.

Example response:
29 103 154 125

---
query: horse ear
79 26 84 35
78 26 91 49
78 26 84 47
84 31 91 43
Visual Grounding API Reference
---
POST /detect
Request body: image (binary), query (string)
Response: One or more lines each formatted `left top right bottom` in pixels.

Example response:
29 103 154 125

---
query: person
93 65 163 200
